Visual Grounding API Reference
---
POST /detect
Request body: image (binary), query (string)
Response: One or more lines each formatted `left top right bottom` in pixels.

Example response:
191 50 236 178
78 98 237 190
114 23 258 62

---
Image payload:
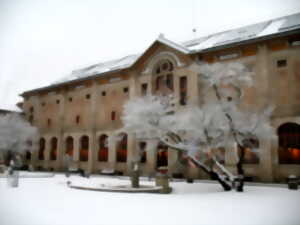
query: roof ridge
182 11 300 46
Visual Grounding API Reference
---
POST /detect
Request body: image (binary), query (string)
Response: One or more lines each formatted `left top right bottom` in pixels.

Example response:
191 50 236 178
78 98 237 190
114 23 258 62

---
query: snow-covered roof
24 12 300 93
182 12 300 52
53 54 141 84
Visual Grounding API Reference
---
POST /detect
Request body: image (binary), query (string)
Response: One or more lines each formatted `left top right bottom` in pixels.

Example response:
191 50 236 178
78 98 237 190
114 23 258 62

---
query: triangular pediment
131 36 191 74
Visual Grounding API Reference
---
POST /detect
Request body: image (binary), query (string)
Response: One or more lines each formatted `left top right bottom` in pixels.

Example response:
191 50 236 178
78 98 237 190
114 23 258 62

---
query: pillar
73 136 80 162
88 133 96 173
145 140 158 176
258 137 274 182
108 134 116 170
127 134 137 173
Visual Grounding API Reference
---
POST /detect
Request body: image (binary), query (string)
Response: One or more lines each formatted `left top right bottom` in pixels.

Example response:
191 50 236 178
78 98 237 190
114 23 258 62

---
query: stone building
21 13 300 182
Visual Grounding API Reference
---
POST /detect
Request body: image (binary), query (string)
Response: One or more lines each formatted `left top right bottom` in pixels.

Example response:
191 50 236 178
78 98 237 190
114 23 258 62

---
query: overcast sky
1 0 300 110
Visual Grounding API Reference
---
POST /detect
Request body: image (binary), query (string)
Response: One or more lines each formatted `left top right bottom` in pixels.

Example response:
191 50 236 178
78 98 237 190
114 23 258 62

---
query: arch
80 135 89 162
116 133 127 162
98 134 108 162
157 142 168 168
65 136 74 156
38 138 45 160
278 122 300 164
142 51 185 75
50 137 58 161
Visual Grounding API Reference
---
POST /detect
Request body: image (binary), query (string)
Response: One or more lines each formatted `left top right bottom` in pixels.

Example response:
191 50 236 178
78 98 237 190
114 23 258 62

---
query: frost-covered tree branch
0 113 37 166
121 61 274 192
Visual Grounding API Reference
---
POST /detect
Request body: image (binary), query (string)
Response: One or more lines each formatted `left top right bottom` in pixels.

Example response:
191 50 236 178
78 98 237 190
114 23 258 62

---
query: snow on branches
190 61 253 87
0 113 37 154
121 61 274 191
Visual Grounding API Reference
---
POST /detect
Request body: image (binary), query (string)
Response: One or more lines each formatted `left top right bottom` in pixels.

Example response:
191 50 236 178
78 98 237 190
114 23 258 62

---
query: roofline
157 35 190 54
130 35 190 68
21 67 126 96
22 36 189 97
21 27 300 97
190 27 300 54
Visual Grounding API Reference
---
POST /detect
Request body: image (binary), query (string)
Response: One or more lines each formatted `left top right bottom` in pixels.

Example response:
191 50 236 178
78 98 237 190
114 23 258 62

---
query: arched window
116 133 127 162
65 136 74 156
80 135 89 162
39 138 45 160
139 142 147 163
157 143 168 168
154 59 174 95
278 123 300 164
50 137 58 161
98 135 108 162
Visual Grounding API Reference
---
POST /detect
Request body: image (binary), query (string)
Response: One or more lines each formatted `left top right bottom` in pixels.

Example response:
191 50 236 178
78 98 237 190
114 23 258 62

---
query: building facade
21 13 300 182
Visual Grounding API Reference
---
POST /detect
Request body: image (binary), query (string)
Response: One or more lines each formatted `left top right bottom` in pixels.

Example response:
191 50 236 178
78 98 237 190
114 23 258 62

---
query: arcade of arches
32 120 300 181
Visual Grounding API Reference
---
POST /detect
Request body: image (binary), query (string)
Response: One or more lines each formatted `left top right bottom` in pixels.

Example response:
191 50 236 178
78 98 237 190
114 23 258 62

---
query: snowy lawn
0 173 299 225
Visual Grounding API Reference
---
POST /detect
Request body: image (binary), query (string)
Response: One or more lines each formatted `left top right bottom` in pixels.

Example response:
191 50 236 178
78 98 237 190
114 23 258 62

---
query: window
69 97 73 102
180 76 187 105
277 59 287 68
111 111 116 121
157 143 168 168
80 136 89 162
102 91 106 96
39 138 45 160
50 137 58 161
47 118 51 127
278 123 300 164
86 94 90 99
154 59 174 95
123 87 129 93
98 135 108 162
116 133 127 162
141 83 148 96
56 100 60 104
65 136 74 156
41 102 46 106
30 106 34 113
76 115 80 124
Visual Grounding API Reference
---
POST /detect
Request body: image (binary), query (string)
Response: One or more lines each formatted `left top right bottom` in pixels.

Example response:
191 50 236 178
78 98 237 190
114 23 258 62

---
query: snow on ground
0 173 299 225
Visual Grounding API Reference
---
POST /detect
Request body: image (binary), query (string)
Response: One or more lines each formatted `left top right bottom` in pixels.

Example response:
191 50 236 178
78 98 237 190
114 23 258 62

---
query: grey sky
1 0 300 110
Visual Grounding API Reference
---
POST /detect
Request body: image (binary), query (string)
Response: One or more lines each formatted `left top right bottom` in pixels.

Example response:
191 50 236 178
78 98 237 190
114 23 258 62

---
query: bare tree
121 62 274 191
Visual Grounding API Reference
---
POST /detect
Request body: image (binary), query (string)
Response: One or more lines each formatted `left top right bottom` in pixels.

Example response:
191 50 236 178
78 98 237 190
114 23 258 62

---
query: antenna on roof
192 0 197 39
192 28 197 38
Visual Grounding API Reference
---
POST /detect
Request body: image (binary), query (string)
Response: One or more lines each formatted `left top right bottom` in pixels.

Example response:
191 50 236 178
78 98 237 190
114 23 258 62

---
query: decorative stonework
142 51 186 75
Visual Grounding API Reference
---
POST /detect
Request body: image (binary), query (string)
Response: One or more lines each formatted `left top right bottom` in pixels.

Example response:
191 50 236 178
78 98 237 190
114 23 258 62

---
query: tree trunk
235 145 245 192
236 145 245 176
188 157 232 191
